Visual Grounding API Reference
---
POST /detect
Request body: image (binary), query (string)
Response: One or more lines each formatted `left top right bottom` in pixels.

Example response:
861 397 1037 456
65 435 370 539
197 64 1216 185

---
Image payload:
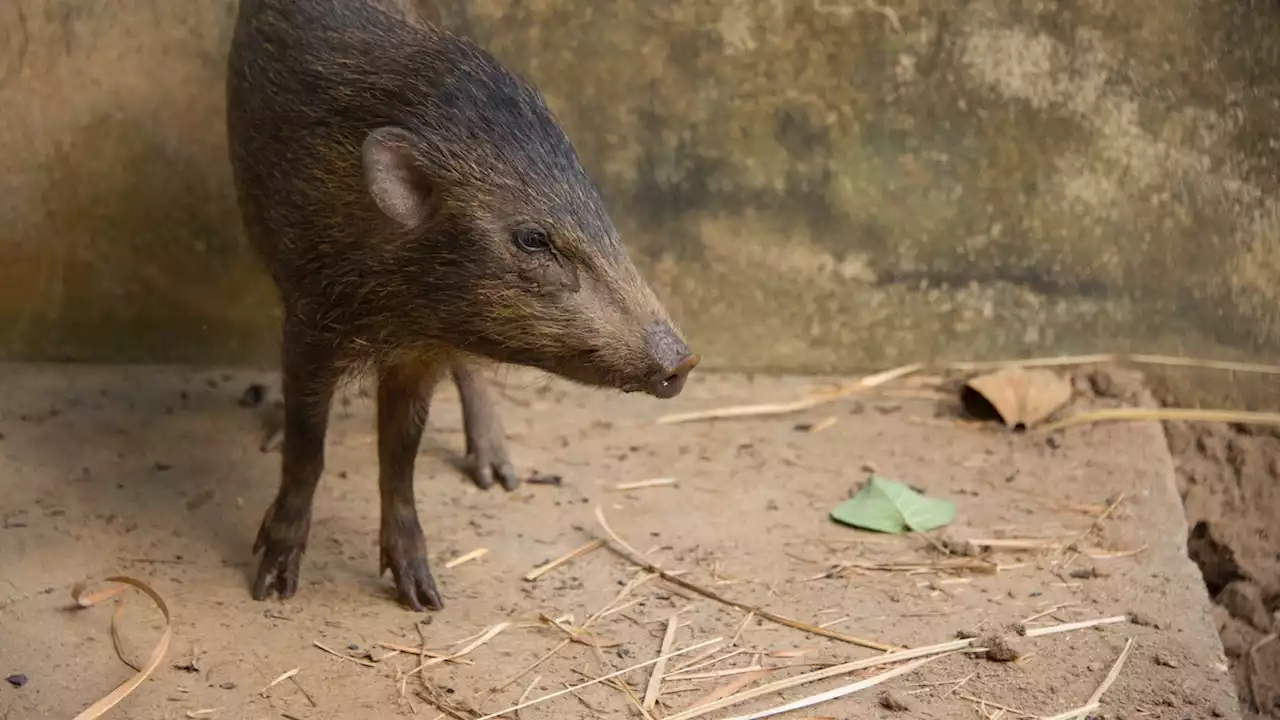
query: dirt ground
0 363 1246 719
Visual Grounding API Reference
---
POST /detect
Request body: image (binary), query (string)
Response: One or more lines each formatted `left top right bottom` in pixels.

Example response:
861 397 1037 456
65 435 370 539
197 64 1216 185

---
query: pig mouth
481 344 693 399
550 349 697 399
536 351 653 396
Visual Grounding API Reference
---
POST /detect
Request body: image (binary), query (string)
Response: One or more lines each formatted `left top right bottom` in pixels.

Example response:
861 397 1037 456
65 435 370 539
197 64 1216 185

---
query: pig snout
643 323 699 399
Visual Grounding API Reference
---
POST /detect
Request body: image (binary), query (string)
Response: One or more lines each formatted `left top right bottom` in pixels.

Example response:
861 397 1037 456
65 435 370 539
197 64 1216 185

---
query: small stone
1153 652 1180 669
219 682 237 690
979 633 1024 662
941 536 976 556
1068 567 1097 580
878 690 913 712
5 674 27 688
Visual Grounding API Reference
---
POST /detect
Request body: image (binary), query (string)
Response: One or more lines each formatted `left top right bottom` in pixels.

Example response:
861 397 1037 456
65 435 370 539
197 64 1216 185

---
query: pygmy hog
226 0 698 611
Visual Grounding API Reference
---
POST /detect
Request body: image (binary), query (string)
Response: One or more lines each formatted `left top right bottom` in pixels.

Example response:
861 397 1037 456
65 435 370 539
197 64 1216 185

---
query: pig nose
649 353 699 399
643 323 698 399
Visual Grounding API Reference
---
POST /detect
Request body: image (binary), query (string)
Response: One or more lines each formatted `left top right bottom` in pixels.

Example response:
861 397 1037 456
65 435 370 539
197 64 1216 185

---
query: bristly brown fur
227 0 672 380
225 0 694 610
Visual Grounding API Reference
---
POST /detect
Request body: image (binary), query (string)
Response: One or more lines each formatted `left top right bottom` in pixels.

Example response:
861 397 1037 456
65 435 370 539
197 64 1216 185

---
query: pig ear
363 127 435 229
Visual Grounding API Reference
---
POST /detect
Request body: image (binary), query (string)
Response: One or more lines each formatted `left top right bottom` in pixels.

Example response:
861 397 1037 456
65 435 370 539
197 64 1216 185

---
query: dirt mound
1165 418 1280 719
1059 364 1280 717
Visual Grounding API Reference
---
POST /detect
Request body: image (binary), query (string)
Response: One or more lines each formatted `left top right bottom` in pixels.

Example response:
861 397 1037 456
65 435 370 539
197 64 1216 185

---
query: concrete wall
3 0 1279 389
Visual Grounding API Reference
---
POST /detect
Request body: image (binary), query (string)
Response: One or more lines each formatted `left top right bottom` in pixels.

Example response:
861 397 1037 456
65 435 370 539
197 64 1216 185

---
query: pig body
226 0 697 610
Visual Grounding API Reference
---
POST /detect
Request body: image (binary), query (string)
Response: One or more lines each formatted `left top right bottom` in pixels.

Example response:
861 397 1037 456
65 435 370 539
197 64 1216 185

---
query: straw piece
1039 407 1280 434
1086 544 1148 560
482 569 664 698
682 668 774 713
524 539 605 582
655 363 923 425
728 612 755 646
71 577 174 720
373 642 475 665
643 614 681 710
514 676 541 720
956 693 1033 717
616 478 679 491
1040 637 1134 720
486 639 571 697
540 613 620 649
1127 353 1280 375
943 352 1280 375
258 667 300 697
666 666 768 682
444 548 489 569
722 654 944 720
1059 494 1126 565
408 623 509 676
1021 602 1079 625
473 637 723 720
669 648 746 676
1022 615 1127 638
313 641 376 668
595 506 899 653
941 354 1117 371
662 641 975 720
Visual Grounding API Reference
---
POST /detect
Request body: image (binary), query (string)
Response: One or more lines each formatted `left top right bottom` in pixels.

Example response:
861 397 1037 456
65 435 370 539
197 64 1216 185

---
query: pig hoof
463 433 519 492
470 455 519 493
460 400 518 491
380 532 443 611
251 505 310 601
252 548 303 600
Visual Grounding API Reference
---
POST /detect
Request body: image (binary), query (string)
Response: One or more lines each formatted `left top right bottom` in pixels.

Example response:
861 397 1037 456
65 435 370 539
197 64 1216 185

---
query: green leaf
830 475 956 534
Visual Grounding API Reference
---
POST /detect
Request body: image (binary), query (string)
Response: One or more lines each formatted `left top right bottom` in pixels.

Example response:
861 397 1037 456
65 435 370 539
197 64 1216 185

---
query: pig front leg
452 362 520 491
252 321 339 601
377 360 447 611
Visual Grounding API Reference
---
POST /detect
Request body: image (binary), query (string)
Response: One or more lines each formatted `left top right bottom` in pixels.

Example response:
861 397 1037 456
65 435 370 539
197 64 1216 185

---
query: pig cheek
521 257 579 296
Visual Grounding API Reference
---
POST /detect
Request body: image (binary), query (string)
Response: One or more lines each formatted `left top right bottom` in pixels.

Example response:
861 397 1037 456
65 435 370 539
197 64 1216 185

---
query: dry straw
595 506 899 653
654 352 1280 430
71 577 173 720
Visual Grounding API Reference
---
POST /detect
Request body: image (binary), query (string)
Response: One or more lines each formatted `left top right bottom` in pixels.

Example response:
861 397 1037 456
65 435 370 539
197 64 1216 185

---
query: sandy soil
0 363 1242 719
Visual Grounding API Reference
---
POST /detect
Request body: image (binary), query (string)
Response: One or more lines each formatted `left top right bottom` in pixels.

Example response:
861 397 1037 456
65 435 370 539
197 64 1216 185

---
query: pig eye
512 226 552 253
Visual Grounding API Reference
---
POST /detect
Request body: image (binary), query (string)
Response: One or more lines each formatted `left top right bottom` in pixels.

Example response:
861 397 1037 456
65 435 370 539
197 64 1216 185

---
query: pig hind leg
452 362 519 492
378 360 448 611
